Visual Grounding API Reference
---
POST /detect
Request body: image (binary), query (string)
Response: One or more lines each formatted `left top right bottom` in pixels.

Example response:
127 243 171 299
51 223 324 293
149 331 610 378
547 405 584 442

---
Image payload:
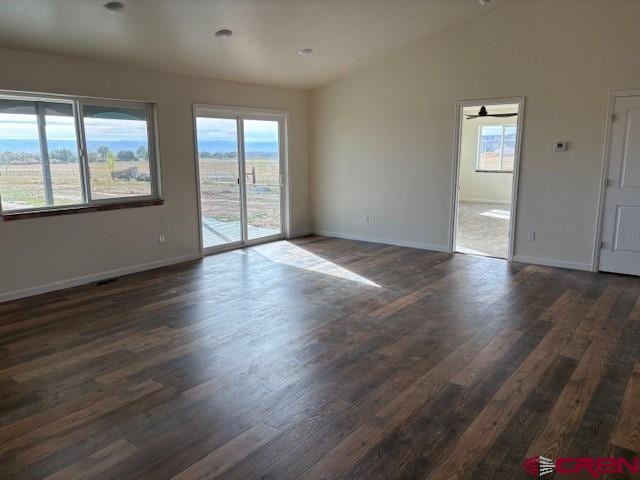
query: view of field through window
84 105 151 200
197 116 281 248
0 100 152 212
478 125 516 172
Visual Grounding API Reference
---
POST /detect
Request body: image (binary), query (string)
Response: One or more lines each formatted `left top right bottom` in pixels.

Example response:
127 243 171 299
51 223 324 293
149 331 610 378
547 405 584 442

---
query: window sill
2 199 164 221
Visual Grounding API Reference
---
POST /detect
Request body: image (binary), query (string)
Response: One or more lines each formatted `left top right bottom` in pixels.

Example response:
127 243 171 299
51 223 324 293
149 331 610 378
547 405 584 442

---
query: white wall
459 115 515 205
310 0 640 269
0 47 309 299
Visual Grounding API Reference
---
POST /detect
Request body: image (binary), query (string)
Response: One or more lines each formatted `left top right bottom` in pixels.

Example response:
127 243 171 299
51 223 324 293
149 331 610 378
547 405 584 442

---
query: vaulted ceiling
0 0 511 89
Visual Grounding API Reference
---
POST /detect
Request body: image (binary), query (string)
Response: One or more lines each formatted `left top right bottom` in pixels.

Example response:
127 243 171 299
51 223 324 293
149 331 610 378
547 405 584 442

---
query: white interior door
599 95 640 275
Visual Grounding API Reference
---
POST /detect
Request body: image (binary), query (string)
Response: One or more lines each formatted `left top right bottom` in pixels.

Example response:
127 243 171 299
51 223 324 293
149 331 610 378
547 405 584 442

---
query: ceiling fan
465 106 518 119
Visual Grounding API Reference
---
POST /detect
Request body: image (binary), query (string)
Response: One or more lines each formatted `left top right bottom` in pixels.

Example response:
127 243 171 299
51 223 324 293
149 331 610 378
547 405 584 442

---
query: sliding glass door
195 115 243 249
194 108 285 253
243 119 282 240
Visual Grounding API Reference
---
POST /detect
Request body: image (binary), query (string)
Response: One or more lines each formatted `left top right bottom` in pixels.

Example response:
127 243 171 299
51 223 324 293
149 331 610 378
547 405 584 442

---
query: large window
0 93 159 213
476 125 517 172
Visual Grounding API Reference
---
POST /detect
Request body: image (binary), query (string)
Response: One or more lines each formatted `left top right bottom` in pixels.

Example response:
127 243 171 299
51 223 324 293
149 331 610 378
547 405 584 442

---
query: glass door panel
242 119 282 240
195 116 242 249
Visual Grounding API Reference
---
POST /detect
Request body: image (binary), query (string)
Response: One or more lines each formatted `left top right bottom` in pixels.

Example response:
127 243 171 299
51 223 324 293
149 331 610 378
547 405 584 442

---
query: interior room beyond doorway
455 103 519 259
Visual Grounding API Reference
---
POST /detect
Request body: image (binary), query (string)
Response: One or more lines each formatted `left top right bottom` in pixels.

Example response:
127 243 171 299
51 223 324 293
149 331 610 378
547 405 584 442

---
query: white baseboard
0 241 593 304
288 229 314 239
313 229 449 253
0 253 202 304
312 231 592 272
512 254 592 272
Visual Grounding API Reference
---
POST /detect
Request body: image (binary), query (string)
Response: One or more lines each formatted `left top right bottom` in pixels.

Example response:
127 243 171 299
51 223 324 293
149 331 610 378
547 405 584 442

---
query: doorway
193 106 287 254
450 98 525 260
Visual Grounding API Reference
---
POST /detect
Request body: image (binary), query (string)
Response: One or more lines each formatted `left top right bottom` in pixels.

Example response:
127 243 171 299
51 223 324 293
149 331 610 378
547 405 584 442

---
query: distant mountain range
0 139 279 155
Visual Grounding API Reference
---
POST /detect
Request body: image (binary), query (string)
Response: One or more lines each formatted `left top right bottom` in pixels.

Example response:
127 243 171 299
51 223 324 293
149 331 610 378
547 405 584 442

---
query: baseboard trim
288 229 314 239
313 229 449 253
512 255 592 272
312 232 592 272
0 253 202 304
0 242 593 303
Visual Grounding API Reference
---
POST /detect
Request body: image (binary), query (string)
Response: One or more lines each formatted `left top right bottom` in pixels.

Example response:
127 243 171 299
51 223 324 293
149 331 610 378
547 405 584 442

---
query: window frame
0 90 161 216
475 124 515 173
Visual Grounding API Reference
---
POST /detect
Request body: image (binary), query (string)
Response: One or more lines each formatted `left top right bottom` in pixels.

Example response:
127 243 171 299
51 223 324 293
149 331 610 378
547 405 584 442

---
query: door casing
449 97 526 261
192 104 290 257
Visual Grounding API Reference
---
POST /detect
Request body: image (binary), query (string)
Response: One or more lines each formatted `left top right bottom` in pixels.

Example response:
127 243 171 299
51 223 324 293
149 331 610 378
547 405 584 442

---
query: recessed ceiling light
215 29 233 39
103 1 125 13
478 0 491 5
298 48 314 56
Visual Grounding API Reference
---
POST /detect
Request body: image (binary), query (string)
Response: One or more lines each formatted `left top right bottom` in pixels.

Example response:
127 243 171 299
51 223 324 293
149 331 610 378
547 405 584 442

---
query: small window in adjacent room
476 125 517 172
0 92 160 215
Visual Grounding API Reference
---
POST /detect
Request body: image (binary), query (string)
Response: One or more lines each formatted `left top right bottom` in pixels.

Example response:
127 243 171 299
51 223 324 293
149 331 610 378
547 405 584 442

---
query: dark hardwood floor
1 236 640 479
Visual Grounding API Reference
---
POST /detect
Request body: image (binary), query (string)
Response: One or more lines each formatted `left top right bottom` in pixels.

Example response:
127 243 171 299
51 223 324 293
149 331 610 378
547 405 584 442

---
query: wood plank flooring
1 236 640 479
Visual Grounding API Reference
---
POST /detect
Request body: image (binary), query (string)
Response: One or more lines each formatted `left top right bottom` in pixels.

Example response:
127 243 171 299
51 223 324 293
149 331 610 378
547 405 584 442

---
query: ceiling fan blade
466 110 517 119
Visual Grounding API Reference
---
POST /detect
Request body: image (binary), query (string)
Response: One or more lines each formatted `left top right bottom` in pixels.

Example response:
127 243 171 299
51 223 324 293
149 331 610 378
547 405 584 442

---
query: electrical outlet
159 234 166 244
527 232 536 241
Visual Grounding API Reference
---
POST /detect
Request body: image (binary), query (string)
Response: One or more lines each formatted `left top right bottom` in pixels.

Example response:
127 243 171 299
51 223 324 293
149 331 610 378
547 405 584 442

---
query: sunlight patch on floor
254 242 381 287
479 209 511 220
456 245 492 256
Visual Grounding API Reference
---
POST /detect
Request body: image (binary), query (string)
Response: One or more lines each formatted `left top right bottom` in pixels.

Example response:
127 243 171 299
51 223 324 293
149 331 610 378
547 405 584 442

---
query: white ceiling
0 0 511 89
